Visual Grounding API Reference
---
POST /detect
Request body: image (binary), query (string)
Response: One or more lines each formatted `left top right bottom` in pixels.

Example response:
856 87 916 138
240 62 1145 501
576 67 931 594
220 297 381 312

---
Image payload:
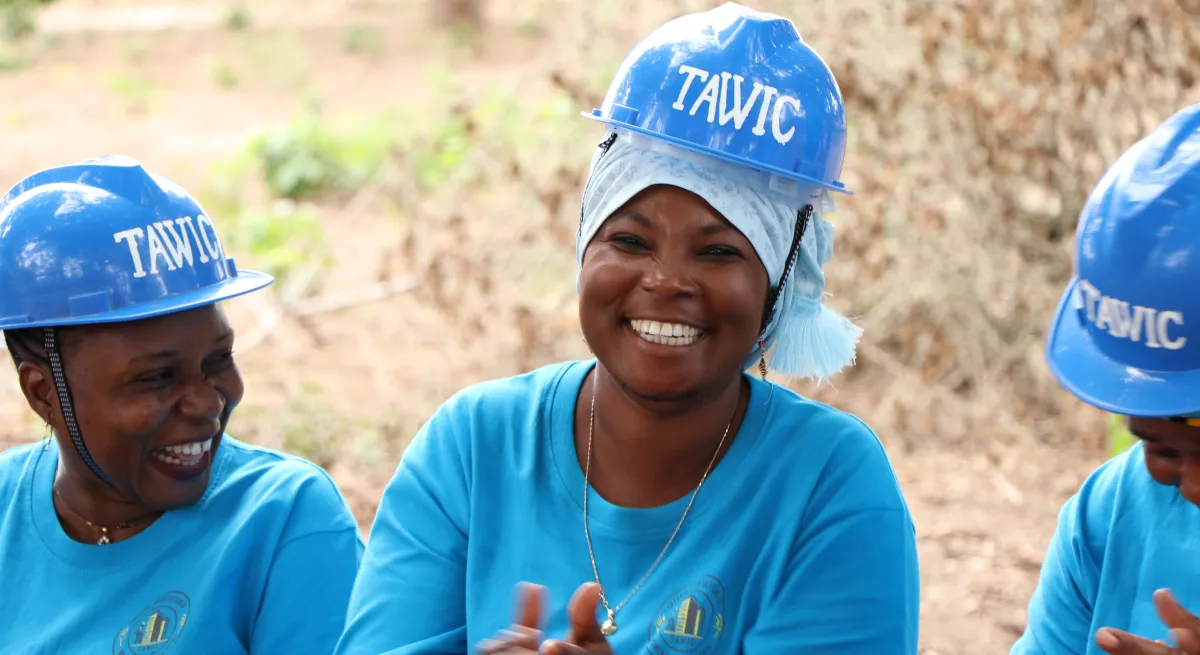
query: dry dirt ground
2 0 1193 653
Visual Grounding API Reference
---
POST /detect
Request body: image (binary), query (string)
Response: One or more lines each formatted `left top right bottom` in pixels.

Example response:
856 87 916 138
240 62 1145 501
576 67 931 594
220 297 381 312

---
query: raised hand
1096 590 1200 655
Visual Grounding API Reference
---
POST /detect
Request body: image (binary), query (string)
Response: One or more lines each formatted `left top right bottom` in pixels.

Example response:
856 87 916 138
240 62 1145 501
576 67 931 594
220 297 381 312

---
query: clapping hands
476 582 616 655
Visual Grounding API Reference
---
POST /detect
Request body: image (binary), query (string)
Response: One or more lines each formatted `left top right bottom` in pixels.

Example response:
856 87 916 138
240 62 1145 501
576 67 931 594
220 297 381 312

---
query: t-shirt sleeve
335 397 472 655
250 472 365 654
1010 452 1122 655
742 416 920 654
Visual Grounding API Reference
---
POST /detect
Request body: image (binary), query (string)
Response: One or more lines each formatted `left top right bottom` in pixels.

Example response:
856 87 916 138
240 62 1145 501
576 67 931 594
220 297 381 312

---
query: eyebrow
609 210 652 227
610 210 732 235
129 330 234 362
700 222 732 235
132 349 178 363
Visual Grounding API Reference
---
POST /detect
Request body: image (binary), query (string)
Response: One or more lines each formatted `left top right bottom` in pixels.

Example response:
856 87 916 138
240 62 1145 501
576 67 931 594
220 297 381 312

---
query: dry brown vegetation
0 0 1197 652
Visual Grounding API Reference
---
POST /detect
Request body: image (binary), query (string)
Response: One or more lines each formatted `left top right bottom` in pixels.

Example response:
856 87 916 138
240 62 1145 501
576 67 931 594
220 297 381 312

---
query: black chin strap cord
759 204 812 337
43 327 116 488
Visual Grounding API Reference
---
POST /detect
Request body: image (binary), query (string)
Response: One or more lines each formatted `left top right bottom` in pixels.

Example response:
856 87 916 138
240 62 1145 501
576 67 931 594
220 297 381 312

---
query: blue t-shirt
0 436 364 654
1012 441 1200 654
336 360 919 654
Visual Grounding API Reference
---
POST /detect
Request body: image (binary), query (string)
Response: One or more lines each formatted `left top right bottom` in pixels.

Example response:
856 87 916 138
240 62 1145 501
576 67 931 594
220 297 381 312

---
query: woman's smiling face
18 305 242 510
578 184 770 402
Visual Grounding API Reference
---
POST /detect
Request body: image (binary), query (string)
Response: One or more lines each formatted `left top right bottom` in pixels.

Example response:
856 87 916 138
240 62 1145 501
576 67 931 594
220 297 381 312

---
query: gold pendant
601 610 617 636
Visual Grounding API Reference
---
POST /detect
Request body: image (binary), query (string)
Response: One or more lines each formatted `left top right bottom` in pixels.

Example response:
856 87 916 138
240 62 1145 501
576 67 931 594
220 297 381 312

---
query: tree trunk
430 0 485 31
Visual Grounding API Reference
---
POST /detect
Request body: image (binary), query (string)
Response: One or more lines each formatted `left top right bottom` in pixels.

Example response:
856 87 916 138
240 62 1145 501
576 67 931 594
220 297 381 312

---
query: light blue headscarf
576 129 862 383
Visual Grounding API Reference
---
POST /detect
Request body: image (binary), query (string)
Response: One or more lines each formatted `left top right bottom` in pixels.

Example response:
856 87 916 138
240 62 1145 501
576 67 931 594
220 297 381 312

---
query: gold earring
757 340 768 380
42 422 52 451
581 336 593 355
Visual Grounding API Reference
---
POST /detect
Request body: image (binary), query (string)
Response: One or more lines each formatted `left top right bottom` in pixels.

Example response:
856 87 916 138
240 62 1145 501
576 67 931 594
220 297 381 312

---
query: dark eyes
135 369 175 388
133 350 235 390
702 245 741 257
608 234 742 258
611 234 647 250
1146 446 1181 460
206 349 236 371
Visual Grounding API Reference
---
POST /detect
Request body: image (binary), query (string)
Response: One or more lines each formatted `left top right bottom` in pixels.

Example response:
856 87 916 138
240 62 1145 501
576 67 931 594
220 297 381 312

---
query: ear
17 360 58 426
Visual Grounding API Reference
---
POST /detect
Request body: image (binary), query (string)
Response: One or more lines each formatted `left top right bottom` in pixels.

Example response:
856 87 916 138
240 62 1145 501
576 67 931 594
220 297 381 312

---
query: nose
178 379 227 427
641 253 699 297
1179 457 1200 507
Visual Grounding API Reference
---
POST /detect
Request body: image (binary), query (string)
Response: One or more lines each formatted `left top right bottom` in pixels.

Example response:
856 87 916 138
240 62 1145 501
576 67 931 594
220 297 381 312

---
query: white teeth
629 319 702 346
156 438 213 465
153 451 189 466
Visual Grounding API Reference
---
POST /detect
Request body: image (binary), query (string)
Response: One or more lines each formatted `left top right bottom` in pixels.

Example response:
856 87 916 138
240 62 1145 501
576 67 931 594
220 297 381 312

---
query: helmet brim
0 269 273 330
1046 277 1200 417
583 113 853 196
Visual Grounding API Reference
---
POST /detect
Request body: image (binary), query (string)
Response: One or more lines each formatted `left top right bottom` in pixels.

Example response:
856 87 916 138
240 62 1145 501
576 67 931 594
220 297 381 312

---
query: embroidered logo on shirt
112 591 190 655
647 575 725 654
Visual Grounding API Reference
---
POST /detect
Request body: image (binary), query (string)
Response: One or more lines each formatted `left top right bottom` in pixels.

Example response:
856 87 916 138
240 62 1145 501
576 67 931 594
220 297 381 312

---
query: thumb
515 582 546 630
1156 589 1200 632
566 582 607 644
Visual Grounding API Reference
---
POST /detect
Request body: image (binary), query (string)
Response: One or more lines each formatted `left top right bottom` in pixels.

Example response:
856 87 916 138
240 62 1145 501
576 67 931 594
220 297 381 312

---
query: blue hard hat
1046 103 1200 417
0 155 272 330
584 2 850 195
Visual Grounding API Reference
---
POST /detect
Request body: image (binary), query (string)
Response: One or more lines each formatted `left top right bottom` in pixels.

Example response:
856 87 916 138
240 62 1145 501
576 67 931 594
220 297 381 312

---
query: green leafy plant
246 110 401 200
103 72 157 114
407 112 472 190
0 43 24 71
224 3 250 31
342 24 384 56
1 0 44 42
204 55 239 89
1107 413 1136 456
222 199 331 295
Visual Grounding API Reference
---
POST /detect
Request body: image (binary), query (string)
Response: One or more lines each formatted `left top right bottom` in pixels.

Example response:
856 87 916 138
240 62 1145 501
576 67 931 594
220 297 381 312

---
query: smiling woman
0 156 363 653
579 186 770 406
335 4 919 655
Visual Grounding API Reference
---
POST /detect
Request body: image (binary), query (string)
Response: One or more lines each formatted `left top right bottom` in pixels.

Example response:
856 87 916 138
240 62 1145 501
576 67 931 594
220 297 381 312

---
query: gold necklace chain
582 374 732 637
52 487 158 545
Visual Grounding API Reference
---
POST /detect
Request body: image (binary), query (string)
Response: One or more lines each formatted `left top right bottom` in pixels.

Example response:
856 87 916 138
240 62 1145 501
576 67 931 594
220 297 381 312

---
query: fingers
477 625 541 655
566 582 606 645
1175 629 1200 654
1096 627 1182 655
1157 590 1200 633
474 583 548 655
516 582 547 630
539 640 591 655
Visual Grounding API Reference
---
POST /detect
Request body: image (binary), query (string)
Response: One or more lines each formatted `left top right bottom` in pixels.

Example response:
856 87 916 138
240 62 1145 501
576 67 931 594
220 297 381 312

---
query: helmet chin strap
42 327 117 489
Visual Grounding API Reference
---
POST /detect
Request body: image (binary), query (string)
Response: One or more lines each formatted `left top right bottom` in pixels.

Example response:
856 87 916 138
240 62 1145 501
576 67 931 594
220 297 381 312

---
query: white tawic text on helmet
671 65 804 146
112 215 226 279
1078 278 1187 350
